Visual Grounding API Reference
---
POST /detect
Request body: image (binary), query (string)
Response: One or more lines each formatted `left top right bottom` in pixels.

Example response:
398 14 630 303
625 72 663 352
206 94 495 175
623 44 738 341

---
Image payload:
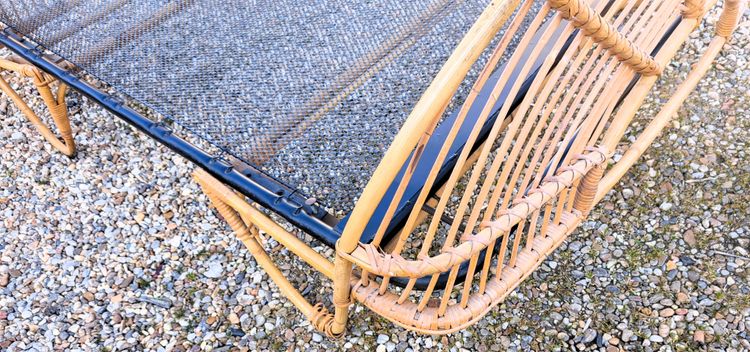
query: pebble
622 189 634 199
660 308 675 318
694 330 705 343
649 335 664 343
137 296 172 309
377 334 389 344
203 262 224 278
581 329 597 344
621 330 634 342
658 324 669 338
229 328 244 337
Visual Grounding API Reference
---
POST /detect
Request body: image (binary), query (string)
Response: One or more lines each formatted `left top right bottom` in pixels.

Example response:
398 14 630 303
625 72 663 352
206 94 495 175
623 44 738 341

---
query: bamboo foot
0 57 75 156
193 169 345 337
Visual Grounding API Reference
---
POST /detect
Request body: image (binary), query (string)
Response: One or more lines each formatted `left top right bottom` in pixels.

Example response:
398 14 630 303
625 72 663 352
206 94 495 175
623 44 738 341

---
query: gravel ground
1 7 749 352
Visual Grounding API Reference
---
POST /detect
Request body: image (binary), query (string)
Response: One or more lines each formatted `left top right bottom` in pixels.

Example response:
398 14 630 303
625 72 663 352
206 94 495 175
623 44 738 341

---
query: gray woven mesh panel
0 0 489 212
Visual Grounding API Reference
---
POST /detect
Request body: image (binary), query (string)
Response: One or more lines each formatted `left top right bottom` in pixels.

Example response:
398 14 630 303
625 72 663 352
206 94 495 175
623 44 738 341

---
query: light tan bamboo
0 59 75 156
548 0 663 75
339 0 740 335
473 0 637 296
457 7 612 304
485 0 655 280
337 0 522 254
543 0 666 182
353 210 587 334
559 0 679 165
334 0 522 332
193 169 342 336
193 169 334 278
585 0 683 147
599 0 717 150
418 5 558 312
178 0 741 337
595 34 736 203
385 0 532 303
341 148 607 278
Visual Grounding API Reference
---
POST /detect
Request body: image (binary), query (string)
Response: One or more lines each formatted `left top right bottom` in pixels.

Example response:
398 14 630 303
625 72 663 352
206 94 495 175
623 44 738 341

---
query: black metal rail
0 27 342 246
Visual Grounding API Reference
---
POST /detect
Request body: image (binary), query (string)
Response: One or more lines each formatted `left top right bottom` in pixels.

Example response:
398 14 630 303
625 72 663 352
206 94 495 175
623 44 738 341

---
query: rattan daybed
0 0 744 337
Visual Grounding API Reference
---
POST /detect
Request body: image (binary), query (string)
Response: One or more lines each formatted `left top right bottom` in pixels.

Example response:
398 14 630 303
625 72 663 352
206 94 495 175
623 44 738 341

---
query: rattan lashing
2 0 745 338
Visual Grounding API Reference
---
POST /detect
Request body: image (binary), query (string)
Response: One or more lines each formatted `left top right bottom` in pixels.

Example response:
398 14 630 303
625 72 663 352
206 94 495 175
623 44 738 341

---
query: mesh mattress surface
0 0 490 212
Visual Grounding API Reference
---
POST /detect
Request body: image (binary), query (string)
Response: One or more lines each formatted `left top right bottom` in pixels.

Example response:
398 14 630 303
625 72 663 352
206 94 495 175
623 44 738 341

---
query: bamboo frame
185 0 745 337
0 55 75 156
192 169 345 337
333 0 740 335
185 0 744 337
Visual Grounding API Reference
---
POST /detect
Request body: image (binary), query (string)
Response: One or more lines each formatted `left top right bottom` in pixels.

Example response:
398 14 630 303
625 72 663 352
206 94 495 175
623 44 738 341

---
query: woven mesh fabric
0 0 490 212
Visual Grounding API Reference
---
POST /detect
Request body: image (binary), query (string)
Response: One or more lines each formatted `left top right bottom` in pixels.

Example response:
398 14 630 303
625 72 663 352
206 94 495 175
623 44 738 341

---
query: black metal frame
0 27 342 246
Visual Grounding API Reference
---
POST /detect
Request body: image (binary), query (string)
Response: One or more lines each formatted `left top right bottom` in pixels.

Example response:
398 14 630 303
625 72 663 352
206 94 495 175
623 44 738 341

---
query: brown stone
693 330 705 343
683 230 697 246
660 308 675 317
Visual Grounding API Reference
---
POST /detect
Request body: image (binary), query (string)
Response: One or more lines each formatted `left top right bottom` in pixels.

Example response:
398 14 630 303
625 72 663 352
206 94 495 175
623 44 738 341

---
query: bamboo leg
193 169 345 337
0 59 75 156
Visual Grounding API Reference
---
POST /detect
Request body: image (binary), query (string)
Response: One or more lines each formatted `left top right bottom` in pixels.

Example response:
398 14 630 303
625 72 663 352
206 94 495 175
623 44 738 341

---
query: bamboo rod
338 0 521 253
595 35 728 202
386 0 532 301
598 0 715 150
196 174 339 336
193 169 335 279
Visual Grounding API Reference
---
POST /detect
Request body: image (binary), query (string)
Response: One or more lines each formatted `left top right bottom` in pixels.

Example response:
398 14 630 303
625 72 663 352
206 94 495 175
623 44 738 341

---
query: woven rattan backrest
339 0 688 333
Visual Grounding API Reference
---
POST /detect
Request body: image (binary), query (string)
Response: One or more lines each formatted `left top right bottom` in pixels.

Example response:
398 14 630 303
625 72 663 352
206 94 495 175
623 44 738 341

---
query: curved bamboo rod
193 169 334 278
332 0 522 336
338 0 522 254
340 149 607 278
548 0 663 75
